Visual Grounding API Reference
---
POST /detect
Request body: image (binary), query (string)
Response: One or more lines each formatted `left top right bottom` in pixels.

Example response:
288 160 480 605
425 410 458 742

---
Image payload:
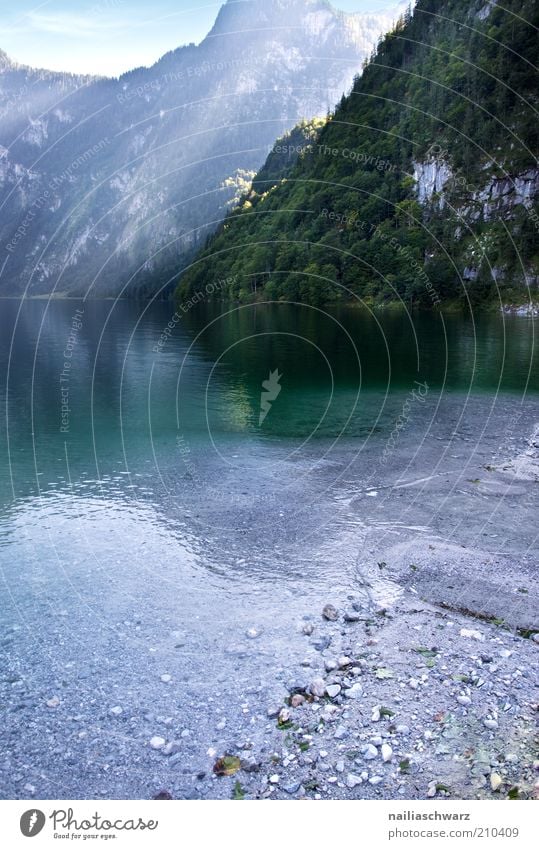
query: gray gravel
1 395 537 800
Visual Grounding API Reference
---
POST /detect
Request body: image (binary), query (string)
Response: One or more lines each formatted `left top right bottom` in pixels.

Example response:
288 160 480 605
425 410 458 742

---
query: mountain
178 0 539 308
0 0 403 297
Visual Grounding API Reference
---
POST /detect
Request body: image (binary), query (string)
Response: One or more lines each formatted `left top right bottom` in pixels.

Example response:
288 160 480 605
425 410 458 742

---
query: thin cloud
24 10 126 38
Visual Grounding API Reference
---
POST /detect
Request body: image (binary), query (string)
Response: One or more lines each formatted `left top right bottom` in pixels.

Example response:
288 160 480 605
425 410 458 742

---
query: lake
0 298 538 798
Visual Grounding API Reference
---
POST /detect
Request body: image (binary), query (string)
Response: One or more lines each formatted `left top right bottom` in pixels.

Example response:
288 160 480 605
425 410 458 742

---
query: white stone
309 678 326 698
490 772 503 791
326 684 341 699
344 682 363 700
460 628 484 641
363 744 378 760
346 773 363 788
149 736 166 750
381 743 393 762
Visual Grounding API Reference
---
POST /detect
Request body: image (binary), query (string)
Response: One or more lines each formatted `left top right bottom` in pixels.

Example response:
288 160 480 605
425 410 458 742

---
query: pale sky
0 0 403 77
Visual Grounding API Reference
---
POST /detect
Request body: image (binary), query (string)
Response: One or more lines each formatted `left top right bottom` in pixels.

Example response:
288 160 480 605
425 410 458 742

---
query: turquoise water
0 300 537 503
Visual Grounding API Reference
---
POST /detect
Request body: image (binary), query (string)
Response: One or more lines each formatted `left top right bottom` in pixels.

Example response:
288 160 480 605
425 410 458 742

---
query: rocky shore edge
154 580 538 802
501 302 539 317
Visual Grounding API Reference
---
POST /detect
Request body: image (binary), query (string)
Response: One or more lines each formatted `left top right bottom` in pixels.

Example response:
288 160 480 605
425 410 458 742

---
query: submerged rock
344 611 361 622
322 604 339 621
313 635 331 651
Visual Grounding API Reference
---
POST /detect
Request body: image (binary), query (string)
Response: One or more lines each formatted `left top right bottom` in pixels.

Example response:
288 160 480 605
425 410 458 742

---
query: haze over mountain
0 0 403 297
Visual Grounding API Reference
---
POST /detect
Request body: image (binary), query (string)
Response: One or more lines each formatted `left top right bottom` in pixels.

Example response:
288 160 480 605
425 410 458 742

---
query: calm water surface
1 299 537 495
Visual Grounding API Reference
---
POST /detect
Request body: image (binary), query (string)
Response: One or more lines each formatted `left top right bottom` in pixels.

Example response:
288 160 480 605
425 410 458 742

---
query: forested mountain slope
178 0 539 307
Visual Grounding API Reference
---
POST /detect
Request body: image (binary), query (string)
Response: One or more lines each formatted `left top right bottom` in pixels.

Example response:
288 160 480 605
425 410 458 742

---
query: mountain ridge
0 0 403 297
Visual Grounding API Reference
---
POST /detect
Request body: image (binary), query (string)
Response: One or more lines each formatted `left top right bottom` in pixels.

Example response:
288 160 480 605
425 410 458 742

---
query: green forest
177 0 539 309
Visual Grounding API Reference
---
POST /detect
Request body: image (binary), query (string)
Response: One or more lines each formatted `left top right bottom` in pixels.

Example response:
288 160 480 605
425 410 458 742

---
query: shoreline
230 583 538 801
1 358 538 802
1 294 539 317
197 532 538 801
178 424 539 801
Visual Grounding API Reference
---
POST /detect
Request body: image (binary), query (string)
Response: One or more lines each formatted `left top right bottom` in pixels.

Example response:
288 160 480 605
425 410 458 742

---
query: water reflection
0 298 537 510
